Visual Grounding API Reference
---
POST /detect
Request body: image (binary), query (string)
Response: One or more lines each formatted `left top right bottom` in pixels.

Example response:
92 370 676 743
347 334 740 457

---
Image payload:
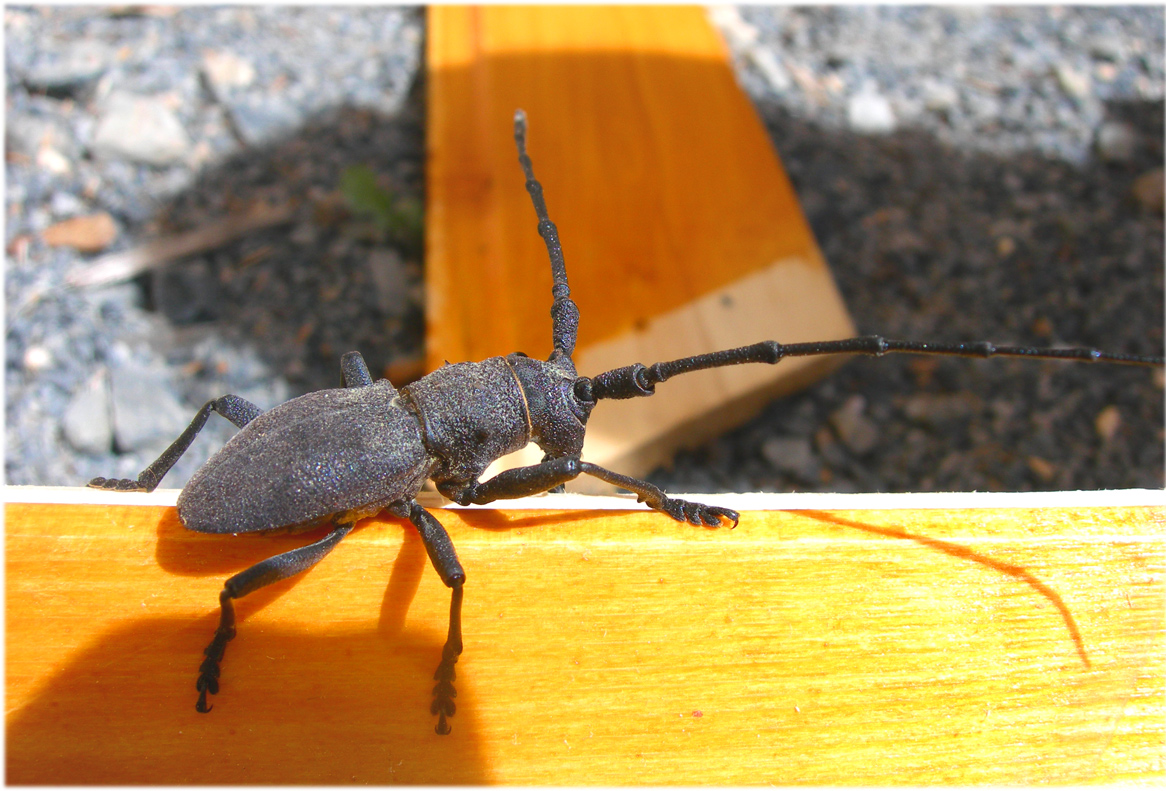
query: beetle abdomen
178 381 435 534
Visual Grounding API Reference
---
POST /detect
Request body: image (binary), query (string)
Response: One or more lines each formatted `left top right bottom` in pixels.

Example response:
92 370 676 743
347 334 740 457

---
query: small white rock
1055 63 1091 100
92 91 191 167
201 49 256 98
848 88 896 134
36 146 72 175
23 345 52 371
922 79 959 112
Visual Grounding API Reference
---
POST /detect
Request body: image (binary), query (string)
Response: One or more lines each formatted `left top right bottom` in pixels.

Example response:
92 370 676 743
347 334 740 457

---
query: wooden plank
426 6 855 487
7 491 1164 784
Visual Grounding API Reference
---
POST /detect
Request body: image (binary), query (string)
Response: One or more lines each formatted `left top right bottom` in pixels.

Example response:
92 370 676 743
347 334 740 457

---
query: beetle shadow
152 507 433 642
449 506 614 532
4 616 491 784
148 499 619 668
9 509 487 782
376 507 630 637
794 508 1091 669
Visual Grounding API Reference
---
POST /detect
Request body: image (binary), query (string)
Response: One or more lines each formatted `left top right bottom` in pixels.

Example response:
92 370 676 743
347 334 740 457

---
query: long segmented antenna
515 109 581 361
584 335 1165 400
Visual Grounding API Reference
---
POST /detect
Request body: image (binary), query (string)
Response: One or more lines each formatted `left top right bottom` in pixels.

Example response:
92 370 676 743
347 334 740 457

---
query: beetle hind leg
194 522 354 713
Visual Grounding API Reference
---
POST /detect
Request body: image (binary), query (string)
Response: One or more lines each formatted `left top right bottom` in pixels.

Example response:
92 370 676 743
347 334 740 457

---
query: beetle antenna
514 109 581 362
584 335 1165 401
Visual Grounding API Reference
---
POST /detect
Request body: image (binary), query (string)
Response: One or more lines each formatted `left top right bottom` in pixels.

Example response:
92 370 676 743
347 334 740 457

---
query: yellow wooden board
7 494 1163 783
426 6 855 484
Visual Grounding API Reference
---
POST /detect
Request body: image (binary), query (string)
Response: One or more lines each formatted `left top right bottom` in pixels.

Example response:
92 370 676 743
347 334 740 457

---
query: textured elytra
178 380 435 534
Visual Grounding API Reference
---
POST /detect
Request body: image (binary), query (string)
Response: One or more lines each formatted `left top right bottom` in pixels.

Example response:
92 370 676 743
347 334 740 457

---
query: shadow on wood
5 619 489 784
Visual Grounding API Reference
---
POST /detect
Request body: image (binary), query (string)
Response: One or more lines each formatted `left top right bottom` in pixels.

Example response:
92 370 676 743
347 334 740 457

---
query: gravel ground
5 6 1164 494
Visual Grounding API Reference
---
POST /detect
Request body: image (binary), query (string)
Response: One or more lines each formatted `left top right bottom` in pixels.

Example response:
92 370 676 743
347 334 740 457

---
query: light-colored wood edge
9 484 1165 510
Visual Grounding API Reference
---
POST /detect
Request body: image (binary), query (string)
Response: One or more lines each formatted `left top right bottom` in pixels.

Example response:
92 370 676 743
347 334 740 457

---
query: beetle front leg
580 462 739 527
451 455 583 504
391 499 466 735
89 394 262 492
196 522 354 713
453 456 738 527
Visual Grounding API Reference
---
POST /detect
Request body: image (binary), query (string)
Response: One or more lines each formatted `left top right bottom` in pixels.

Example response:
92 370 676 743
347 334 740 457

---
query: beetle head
506 352 594 459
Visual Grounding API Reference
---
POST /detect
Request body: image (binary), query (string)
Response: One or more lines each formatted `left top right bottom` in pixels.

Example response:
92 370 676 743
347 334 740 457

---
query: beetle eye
573 378 594 405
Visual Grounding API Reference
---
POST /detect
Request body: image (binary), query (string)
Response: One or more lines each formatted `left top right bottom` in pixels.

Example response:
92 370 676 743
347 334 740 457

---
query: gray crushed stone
651 6 1164 494
5 6 1163 496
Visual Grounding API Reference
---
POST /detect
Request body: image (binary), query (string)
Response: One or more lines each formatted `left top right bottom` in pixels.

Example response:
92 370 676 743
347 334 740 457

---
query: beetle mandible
89 109 1165 735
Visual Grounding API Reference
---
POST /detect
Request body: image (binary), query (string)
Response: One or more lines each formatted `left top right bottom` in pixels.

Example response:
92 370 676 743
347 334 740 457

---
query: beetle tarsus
195 624 232 712
87 475 149 492
431 654 458 735
655 496 739 528
196 663 220 711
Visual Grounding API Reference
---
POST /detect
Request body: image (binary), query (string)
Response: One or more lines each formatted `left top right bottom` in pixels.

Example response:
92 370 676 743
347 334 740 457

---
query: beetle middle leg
195 521 355 713
452 456 739 528
388 499 466 734
88 394 262 492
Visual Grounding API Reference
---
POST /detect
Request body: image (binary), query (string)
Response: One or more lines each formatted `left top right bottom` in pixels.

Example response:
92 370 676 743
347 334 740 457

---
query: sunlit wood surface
426 6 854 483
7 495 1163 784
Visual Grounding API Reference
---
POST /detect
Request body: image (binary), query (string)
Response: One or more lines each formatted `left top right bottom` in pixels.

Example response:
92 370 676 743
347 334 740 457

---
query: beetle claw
705 505 740 528
195 622 234 713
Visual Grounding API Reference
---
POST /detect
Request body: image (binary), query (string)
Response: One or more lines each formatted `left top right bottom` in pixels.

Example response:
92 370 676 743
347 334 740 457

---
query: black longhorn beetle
89 110 1165 735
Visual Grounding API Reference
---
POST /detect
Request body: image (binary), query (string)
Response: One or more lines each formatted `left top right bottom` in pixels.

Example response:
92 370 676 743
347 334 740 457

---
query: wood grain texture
426 6 855 483
7 496 1163 784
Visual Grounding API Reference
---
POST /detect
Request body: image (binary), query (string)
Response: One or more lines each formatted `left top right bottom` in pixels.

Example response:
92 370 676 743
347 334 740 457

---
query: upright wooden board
426 6 855 487
6 489 1164 783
